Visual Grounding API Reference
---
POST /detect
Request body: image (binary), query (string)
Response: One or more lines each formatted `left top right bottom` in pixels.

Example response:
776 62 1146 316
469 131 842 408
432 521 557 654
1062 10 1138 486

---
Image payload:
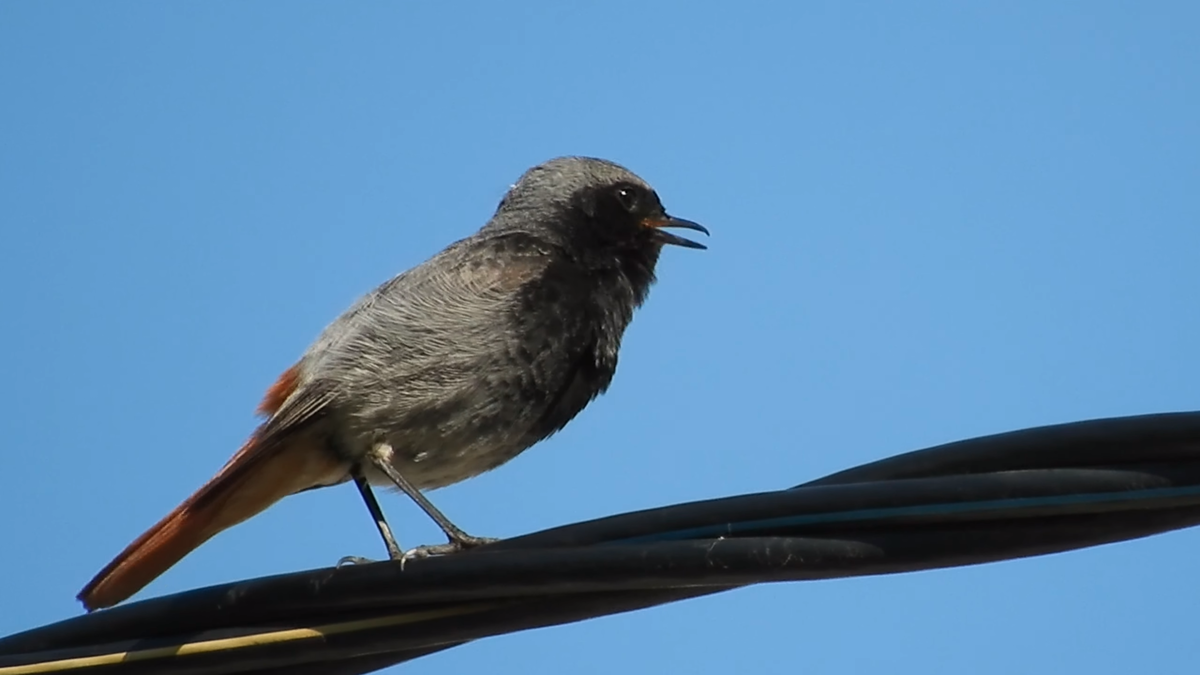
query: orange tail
77 434 344 611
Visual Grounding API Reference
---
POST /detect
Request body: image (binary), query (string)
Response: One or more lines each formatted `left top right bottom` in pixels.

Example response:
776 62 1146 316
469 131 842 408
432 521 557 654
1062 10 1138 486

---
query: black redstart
78 156 708 610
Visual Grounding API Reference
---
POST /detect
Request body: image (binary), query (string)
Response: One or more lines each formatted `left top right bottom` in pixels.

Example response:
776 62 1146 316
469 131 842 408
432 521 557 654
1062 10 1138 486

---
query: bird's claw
340 536 499 570
397 535 500 570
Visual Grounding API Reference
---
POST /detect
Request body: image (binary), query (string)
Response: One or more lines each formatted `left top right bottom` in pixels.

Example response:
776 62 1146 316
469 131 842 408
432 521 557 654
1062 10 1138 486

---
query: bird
77 156 708 611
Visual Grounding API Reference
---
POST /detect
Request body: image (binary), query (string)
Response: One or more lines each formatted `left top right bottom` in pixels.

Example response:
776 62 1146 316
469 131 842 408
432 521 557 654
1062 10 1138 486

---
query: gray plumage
75 156 707 611
271 156 705 489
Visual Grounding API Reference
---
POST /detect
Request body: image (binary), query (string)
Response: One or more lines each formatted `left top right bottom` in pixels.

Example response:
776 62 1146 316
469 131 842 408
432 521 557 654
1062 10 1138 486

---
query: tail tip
77 581 112 612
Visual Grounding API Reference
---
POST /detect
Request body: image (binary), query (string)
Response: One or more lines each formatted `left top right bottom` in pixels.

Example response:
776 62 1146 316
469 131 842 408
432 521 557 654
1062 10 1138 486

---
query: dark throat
582 242 661 369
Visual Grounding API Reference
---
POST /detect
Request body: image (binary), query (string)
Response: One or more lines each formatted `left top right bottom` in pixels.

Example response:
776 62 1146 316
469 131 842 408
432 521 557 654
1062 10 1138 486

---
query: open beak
643 216 710 250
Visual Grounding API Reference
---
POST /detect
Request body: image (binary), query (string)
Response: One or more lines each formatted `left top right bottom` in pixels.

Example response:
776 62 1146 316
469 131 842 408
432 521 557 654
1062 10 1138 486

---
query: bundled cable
3 411 1200 675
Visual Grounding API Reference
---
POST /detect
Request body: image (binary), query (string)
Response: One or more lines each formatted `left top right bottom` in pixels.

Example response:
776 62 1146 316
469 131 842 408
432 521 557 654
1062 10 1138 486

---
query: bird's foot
398 534 500 568
336 555 378 567
453 533 501 549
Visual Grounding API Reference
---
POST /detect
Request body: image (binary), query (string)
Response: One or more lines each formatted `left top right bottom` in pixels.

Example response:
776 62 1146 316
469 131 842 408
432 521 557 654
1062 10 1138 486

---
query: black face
579 182 709 251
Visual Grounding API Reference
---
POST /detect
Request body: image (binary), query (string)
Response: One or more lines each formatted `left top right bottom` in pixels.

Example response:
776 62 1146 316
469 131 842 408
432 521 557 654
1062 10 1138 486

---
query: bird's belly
346 315 608 491
352 385 559 491
367 431 530 491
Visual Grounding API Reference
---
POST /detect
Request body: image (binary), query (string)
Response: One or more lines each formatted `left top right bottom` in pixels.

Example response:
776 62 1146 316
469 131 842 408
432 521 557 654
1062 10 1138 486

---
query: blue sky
2 2 1198 673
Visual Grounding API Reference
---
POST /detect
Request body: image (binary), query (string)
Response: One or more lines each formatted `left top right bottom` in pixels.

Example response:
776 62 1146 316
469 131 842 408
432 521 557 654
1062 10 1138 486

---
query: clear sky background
2 2 1198 673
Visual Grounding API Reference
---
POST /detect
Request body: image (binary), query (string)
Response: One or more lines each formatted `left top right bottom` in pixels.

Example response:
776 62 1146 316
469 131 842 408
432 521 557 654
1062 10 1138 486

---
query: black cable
2 411 1199 674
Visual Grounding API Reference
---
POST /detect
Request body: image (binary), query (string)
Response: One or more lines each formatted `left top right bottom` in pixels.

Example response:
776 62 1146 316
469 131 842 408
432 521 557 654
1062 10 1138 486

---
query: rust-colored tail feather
77 434 343 611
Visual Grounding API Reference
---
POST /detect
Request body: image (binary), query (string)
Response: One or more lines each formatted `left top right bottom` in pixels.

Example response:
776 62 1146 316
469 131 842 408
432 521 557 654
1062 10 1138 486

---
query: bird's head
491 157 709 264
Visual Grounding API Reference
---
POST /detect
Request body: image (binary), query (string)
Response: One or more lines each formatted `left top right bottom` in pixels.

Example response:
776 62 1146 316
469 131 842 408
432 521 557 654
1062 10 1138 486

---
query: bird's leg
367 442 498 557
355 466 405 557
338 466 405 566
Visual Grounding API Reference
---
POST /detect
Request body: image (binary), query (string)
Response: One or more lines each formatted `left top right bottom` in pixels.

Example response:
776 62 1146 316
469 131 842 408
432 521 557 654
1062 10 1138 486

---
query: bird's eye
614 186 639 213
